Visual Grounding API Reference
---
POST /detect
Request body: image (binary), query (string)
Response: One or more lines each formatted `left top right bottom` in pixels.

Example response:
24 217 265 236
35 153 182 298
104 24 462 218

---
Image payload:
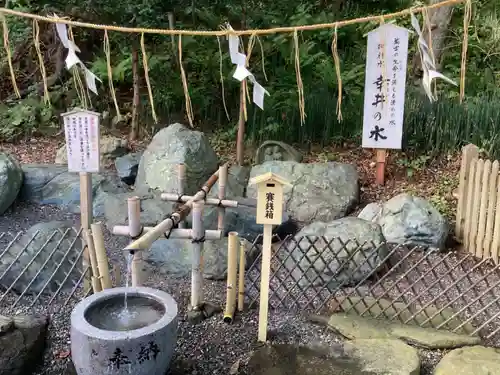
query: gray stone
284 218 387 288
326 313 481 349
56 135 128 164
358 193 449 249
70 287 178 375
247 161 358 223
135 123 219 194
235 341 419 375
434 346 500 375
22 166 128 217
143 237 255 280
0 314 49 375
0 153 23 214
115 152 143 185
254 140 303 164
0 221 83 294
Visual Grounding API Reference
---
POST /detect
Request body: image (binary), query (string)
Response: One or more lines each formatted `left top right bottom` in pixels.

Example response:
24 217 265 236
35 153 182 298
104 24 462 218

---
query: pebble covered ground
0 202 488 375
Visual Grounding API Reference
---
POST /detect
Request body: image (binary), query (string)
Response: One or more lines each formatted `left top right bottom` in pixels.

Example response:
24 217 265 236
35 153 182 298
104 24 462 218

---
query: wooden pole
80 172 93 293
91 222 112 289
178 163 186 229
237 239 246 312
375 149 387 185
191 200 205 309
224 231 238 323
125 164 226 251
258 224 273 342
218 164 228 231
236 82 246 165
128 196 144 286
82 229 102 293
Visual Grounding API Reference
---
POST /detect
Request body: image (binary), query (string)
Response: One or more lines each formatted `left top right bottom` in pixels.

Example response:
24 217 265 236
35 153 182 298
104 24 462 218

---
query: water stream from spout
116 253 135 326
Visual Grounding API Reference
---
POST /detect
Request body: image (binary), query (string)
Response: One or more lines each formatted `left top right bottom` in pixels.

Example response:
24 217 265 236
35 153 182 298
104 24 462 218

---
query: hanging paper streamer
52 14 101 95
226 24 269 110
410 13 457 102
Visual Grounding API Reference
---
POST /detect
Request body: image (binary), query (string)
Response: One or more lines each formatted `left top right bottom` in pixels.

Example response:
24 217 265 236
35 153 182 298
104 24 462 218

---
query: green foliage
396 154 431 178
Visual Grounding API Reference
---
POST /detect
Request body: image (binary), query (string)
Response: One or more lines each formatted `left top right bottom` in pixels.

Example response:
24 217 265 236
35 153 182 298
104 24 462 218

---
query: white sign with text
362 24 409 150
62 109 100 173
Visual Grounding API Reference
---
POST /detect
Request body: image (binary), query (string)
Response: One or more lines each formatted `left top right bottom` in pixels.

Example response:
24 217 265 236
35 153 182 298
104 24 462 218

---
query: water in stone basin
85 294 165 331
120 252 134 323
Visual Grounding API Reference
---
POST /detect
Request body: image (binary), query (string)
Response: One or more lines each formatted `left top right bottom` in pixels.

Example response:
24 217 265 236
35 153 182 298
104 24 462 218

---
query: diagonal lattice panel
244 235 500 342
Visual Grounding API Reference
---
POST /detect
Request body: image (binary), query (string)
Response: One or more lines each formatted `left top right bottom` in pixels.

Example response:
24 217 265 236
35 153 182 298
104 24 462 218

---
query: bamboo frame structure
217 164 228 231
125 164 225 251
160 193 257 208
178 163 186 229
191 200 205 309
82 229 102 293
128 196 144 286
224 231 239 323
112 226 222 240
90 222 112 289
238 239 246 312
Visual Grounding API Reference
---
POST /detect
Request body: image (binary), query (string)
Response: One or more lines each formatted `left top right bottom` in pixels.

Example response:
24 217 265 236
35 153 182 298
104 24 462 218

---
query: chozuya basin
70 287 178 375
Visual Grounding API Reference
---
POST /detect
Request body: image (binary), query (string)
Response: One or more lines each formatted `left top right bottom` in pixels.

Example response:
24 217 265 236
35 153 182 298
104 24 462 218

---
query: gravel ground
1 202 494 375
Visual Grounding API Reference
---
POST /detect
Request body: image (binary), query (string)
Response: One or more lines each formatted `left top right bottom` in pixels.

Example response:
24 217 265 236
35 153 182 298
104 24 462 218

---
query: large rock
434 346 500 375
55 135 128 164
21 164 128 217
114 152 143 185
0 314 49 375
143 237 255 280
254 140 303 164
135 123 219 194
0 153 23 214
0 221 83 294
325 313 481 349
284 218 387 288
247 161 358 224
358 193 449 249
234 341 419 375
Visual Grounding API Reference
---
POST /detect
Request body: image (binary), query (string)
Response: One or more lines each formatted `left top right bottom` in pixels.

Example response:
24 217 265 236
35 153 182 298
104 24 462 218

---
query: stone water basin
70 287 178 375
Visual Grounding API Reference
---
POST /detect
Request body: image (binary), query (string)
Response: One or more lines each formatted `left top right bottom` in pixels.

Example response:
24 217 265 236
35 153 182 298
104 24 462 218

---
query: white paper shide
62 109 101 173
362 24 409 150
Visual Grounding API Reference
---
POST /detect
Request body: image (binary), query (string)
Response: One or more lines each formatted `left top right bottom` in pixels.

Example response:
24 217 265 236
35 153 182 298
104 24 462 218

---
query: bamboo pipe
178 163 186 229
113 226 222 240
191 200 205 309
224 232 239 323
125 164 226 251
238 239 246 312
90 222 112 289
128 196 144 286
161 193 257 208
82 229 102 293
217 164 228 231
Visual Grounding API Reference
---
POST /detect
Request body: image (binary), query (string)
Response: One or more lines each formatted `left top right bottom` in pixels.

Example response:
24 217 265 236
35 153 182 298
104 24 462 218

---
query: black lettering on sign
109 348 130 369
137 341 161 363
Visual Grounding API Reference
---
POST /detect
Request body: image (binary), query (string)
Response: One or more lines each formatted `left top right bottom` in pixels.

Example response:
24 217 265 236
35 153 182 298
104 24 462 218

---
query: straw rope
103 30 121 118
68 26 89 109
178 35 194 127
293 29 305 125
1 14 20 98
140 32 158 123
460 0 471 103
0 0 463 36
331 25 342 122
216 35 230 121
32 20 50 104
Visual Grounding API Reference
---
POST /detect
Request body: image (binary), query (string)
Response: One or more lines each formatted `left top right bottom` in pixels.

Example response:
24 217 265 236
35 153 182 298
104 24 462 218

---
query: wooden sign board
250 172 291 226
61 108 101 173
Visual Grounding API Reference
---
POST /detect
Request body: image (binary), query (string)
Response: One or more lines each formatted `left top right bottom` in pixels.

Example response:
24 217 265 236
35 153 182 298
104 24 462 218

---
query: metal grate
0 228 90 315
245 235 500 340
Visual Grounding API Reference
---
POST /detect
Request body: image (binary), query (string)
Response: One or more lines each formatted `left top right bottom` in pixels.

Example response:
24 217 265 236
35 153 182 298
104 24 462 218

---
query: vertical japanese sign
362 24 409 150
62 109 101 173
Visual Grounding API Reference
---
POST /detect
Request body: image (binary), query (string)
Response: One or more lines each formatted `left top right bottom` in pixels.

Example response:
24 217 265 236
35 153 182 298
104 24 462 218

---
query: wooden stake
91 222 112 289
236 82 246 165
258 224 273 342
191 200 205 309
238 239 246 312
79 172 93 293
375 149 387 185
218 164 228 231
178 163 187 229
128 196 144 286
224 232 238 323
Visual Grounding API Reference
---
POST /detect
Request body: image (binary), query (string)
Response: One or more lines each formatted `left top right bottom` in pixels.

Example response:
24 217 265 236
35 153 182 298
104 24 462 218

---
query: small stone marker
249 172 291 342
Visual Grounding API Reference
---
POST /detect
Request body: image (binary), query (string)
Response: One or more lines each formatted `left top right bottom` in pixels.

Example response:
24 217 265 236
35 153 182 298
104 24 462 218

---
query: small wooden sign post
249 172 291 342
61 108 101 293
